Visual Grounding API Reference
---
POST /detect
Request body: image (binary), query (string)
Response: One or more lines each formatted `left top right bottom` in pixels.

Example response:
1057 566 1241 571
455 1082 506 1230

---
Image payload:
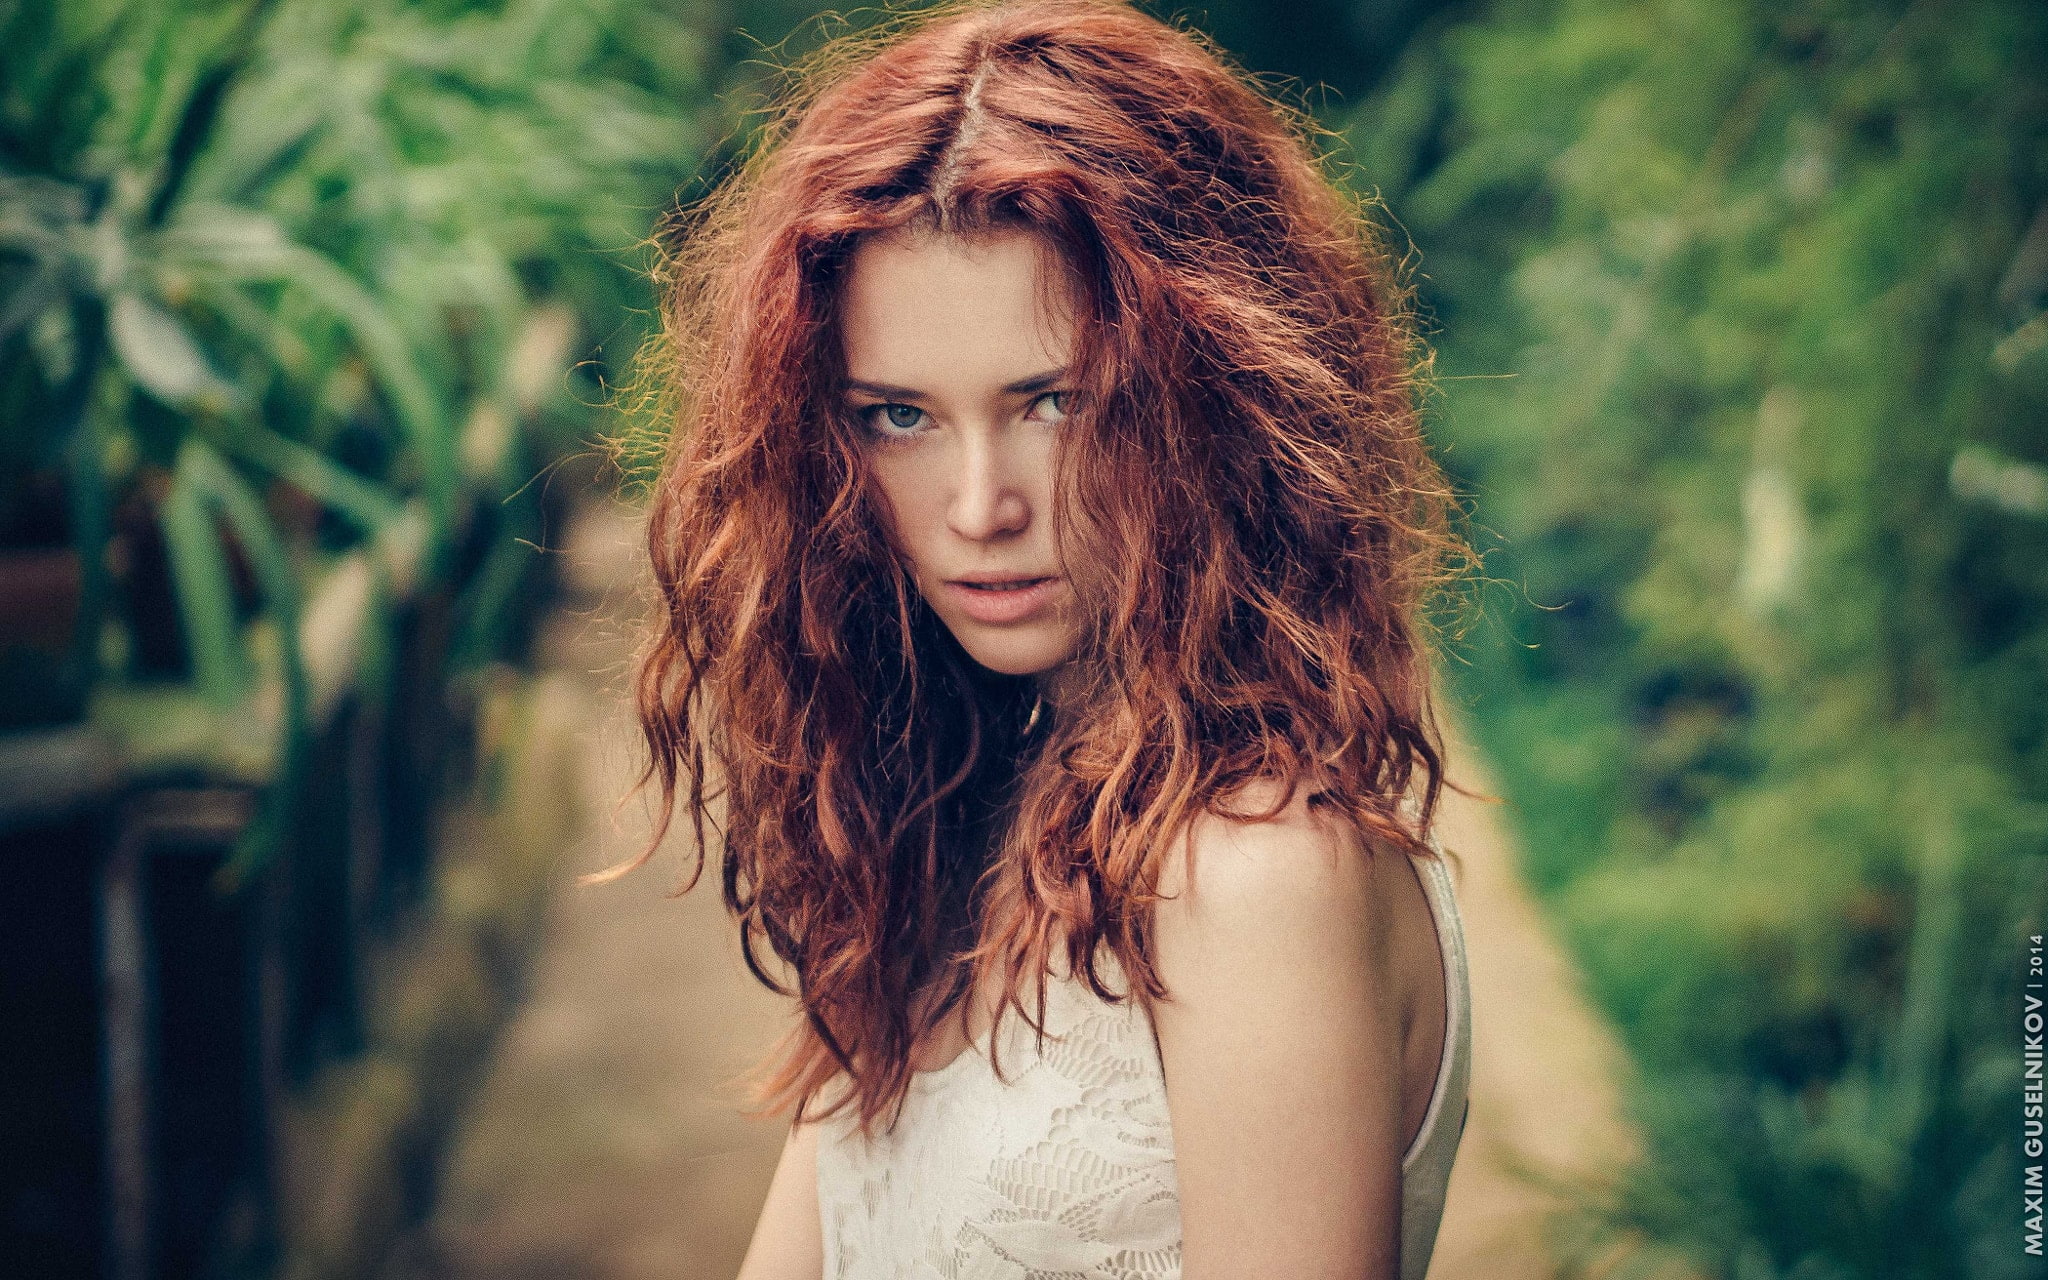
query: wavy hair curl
623 0 1478 1138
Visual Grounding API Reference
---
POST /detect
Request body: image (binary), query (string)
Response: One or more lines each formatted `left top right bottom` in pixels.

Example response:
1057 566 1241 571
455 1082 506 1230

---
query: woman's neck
1032 661 1083 723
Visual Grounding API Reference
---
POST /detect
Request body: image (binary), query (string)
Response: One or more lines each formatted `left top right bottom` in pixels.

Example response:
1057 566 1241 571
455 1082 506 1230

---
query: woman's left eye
1030 391 1070 423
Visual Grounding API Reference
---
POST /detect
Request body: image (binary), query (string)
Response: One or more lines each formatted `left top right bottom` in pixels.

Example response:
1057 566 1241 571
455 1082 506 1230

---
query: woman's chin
948 626 1073 679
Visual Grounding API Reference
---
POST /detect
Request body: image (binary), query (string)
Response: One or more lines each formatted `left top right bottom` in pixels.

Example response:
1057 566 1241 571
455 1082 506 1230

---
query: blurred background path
1428 744 1640 1278
383 496 1641 1280
380 496 795 1279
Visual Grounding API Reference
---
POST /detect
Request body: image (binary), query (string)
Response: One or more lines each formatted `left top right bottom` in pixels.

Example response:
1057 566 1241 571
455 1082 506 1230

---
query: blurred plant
1349 0 2048 1272
0 0 712 866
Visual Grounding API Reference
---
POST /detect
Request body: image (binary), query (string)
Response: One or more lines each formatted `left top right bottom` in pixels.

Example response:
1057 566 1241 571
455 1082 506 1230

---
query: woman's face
840 227 1084 680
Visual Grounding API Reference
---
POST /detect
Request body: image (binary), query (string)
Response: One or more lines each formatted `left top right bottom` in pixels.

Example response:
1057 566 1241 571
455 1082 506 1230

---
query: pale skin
734 227 1448 1280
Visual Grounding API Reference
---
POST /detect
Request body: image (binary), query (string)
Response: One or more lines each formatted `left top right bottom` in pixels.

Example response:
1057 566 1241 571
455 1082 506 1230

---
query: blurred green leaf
183 432 305 878
227 420 404 535
159 438 250 706
107 288 240 409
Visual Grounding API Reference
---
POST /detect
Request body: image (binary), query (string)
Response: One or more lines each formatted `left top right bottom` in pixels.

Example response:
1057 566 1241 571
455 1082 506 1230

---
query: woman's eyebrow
844 367 1068 399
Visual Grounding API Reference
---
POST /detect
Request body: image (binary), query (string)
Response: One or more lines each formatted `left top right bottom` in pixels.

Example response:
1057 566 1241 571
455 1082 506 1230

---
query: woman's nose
946 430 1031 542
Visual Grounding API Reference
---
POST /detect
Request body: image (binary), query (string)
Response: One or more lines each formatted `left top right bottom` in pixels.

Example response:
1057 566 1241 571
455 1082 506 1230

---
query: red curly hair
625 0 1474 1138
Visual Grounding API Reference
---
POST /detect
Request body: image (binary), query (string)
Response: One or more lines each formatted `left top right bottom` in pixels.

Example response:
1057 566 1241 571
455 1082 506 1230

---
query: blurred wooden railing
0 478 566 1280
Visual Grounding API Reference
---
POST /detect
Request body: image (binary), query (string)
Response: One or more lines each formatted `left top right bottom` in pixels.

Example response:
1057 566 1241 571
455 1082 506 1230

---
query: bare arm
1149 792 1407 1280
735 1110 825 1280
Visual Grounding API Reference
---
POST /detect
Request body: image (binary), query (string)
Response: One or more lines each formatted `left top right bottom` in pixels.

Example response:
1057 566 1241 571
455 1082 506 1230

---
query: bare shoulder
1145 776 1410 1275
1152 776 1392 940
735 1094 827 1280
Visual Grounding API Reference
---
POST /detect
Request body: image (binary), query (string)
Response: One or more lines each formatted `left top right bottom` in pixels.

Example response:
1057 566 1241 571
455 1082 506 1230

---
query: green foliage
1352 0 2048 1272
0 0 717 863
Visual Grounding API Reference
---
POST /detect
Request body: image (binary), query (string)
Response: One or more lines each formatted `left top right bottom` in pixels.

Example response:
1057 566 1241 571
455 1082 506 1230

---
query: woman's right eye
858 403 928 436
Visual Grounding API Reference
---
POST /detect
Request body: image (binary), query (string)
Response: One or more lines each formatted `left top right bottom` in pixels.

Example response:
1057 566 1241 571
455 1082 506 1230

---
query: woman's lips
943 577 1062 625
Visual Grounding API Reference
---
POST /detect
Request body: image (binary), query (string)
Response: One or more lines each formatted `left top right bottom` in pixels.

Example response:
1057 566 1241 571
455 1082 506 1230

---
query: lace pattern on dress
814 844 1471 1280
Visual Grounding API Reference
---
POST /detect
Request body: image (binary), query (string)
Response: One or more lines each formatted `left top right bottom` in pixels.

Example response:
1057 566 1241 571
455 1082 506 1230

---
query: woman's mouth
944 576 1061 625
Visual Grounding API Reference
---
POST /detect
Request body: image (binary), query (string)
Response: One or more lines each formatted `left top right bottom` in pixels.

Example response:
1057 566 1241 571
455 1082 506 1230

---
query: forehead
838 228 1078 388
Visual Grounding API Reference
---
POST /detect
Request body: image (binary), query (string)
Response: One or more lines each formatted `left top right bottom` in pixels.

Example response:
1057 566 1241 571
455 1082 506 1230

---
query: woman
625 1 1478 1275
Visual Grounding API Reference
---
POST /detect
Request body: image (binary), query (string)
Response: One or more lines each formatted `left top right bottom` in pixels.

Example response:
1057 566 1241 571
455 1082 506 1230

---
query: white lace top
814 839 1473 1279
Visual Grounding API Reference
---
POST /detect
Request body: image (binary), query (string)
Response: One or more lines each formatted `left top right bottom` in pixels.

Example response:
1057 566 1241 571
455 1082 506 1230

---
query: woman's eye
854 393 1068 437
1031 391 1070 423
861 403 927 435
